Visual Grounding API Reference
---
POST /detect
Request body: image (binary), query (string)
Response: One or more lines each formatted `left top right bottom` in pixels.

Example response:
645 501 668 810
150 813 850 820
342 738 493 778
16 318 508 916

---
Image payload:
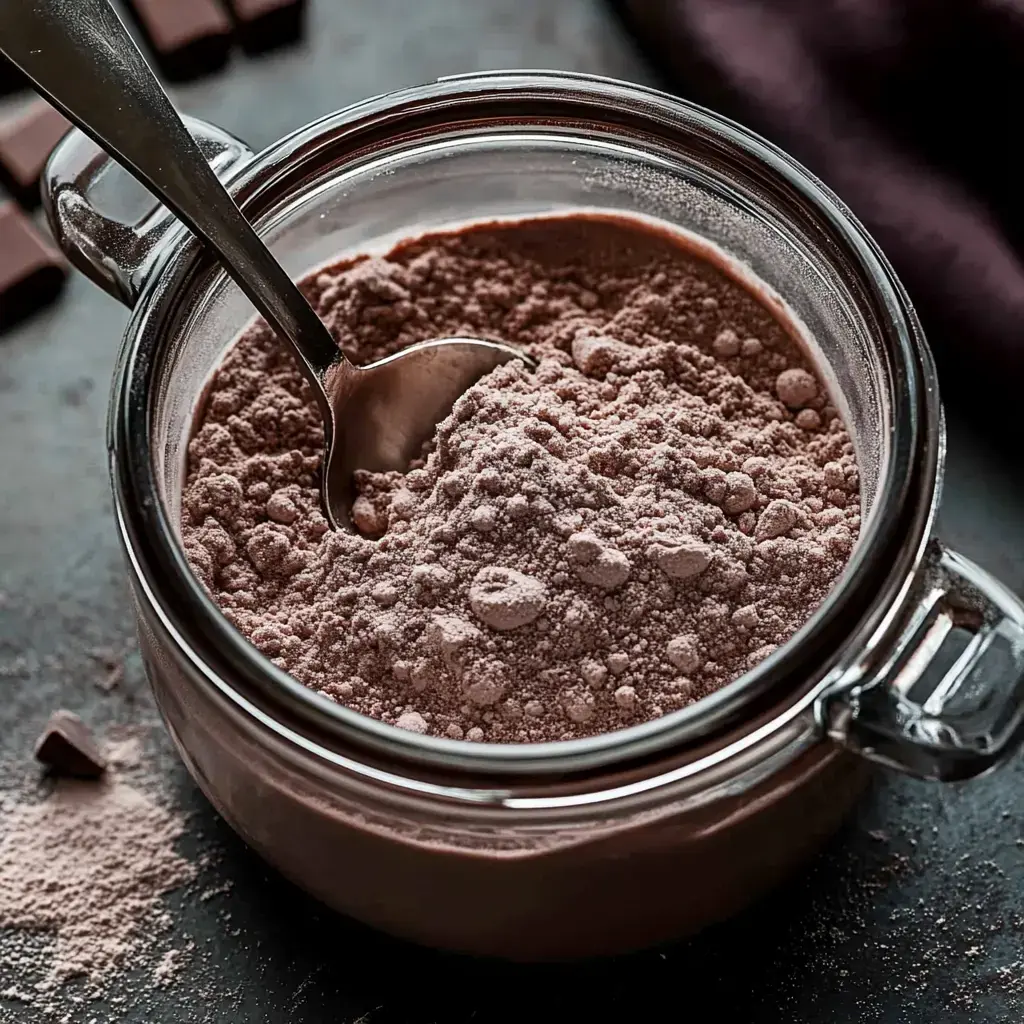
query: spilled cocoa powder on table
182 214 860 742
0 766 196 1002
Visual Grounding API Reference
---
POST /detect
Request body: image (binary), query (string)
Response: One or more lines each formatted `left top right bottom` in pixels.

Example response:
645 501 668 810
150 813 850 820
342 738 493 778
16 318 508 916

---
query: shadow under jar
43 72 1024 960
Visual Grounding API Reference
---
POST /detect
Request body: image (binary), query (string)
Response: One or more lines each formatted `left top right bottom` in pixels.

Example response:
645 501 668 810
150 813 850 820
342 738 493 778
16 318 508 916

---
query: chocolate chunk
223 0 307 53
34 710 107 779
126 0 232 81
0 100 71 207
0 202 67 331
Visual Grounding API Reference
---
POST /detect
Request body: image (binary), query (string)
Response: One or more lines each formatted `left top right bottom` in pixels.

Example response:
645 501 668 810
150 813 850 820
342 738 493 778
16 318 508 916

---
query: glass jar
43 71 1024 959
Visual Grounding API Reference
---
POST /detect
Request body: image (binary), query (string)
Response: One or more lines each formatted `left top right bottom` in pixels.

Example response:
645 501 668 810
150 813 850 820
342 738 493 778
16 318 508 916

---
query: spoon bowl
321 337 530 529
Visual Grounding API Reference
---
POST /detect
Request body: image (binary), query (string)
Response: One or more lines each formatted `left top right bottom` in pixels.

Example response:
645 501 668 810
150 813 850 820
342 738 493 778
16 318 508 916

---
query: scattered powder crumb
0 778 195 992
0 985 34 1003
0 656 30 679
97 662 124 692
104 735 143 770
199 881 234 902
182 214 860 743
989 961 1024 998
153 944 193 988
88 647 126 693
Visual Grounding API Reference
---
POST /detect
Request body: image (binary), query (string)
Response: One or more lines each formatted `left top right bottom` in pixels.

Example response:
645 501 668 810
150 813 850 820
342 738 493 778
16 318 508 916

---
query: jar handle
41 116 254 308
819 541 1024 781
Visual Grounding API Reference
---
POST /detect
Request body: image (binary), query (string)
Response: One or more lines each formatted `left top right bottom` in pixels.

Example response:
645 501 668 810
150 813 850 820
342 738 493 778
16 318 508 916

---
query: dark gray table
2 2 1021 1021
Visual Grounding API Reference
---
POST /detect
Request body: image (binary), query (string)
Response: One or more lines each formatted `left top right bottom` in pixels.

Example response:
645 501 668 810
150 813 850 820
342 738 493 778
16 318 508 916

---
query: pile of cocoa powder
182 214 860 742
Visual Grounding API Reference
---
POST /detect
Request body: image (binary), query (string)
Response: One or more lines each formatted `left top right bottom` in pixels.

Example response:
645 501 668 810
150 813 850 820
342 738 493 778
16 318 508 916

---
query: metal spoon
0 0 529 530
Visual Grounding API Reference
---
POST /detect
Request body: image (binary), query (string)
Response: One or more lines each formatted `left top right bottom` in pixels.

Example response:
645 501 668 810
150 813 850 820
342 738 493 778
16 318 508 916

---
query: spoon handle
0 0 341 378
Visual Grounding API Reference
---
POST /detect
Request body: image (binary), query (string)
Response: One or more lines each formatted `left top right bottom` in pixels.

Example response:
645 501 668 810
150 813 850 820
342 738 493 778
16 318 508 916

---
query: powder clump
468 566 548 630
181 215 861 743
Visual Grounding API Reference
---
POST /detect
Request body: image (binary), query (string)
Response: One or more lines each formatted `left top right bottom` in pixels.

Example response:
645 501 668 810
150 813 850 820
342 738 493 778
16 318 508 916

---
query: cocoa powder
181 214 860 742
0 776 195 992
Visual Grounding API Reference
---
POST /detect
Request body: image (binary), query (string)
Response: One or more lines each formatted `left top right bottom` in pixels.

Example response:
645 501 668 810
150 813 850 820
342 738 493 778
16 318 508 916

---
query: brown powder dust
181 214 860 743
0 778 195 992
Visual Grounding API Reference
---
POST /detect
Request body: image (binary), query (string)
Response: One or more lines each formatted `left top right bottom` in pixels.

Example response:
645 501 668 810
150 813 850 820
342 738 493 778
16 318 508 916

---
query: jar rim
111 71 940 779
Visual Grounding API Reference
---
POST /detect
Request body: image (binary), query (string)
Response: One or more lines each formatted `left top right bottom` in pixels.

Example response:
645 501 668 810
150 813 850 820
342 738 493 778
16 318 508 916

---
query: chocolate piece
0 202 67 331
34 710 107 779
223 0 307 53
0 100 71 207
126 0 232 80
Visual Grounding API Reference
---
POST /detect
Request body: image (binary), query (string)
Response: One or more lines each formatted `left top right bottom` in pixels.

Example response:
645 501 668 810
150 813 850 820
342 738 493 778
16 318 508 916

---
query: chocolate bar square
126 0 233 80
0 100 71 207
0 202 67 331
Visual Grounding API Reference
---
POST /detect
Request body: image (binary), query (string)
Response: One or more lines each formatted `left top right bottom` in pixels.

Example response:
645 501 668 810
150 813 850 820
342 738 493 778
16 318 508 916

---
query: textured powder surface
182 214 861 742
0 777 196 991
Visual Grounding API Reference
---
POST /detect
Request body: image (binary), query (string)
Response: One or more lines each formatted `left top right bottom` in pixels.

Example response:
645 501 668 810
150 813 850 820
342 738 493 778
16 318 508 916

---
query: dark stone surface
1 2 1021 1021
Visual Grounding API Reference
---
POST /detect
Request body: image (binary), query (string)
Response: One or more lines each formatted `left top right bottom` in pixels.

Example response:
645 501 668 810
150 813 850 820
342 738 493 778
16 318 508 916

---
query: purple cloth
620 0 1024 389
